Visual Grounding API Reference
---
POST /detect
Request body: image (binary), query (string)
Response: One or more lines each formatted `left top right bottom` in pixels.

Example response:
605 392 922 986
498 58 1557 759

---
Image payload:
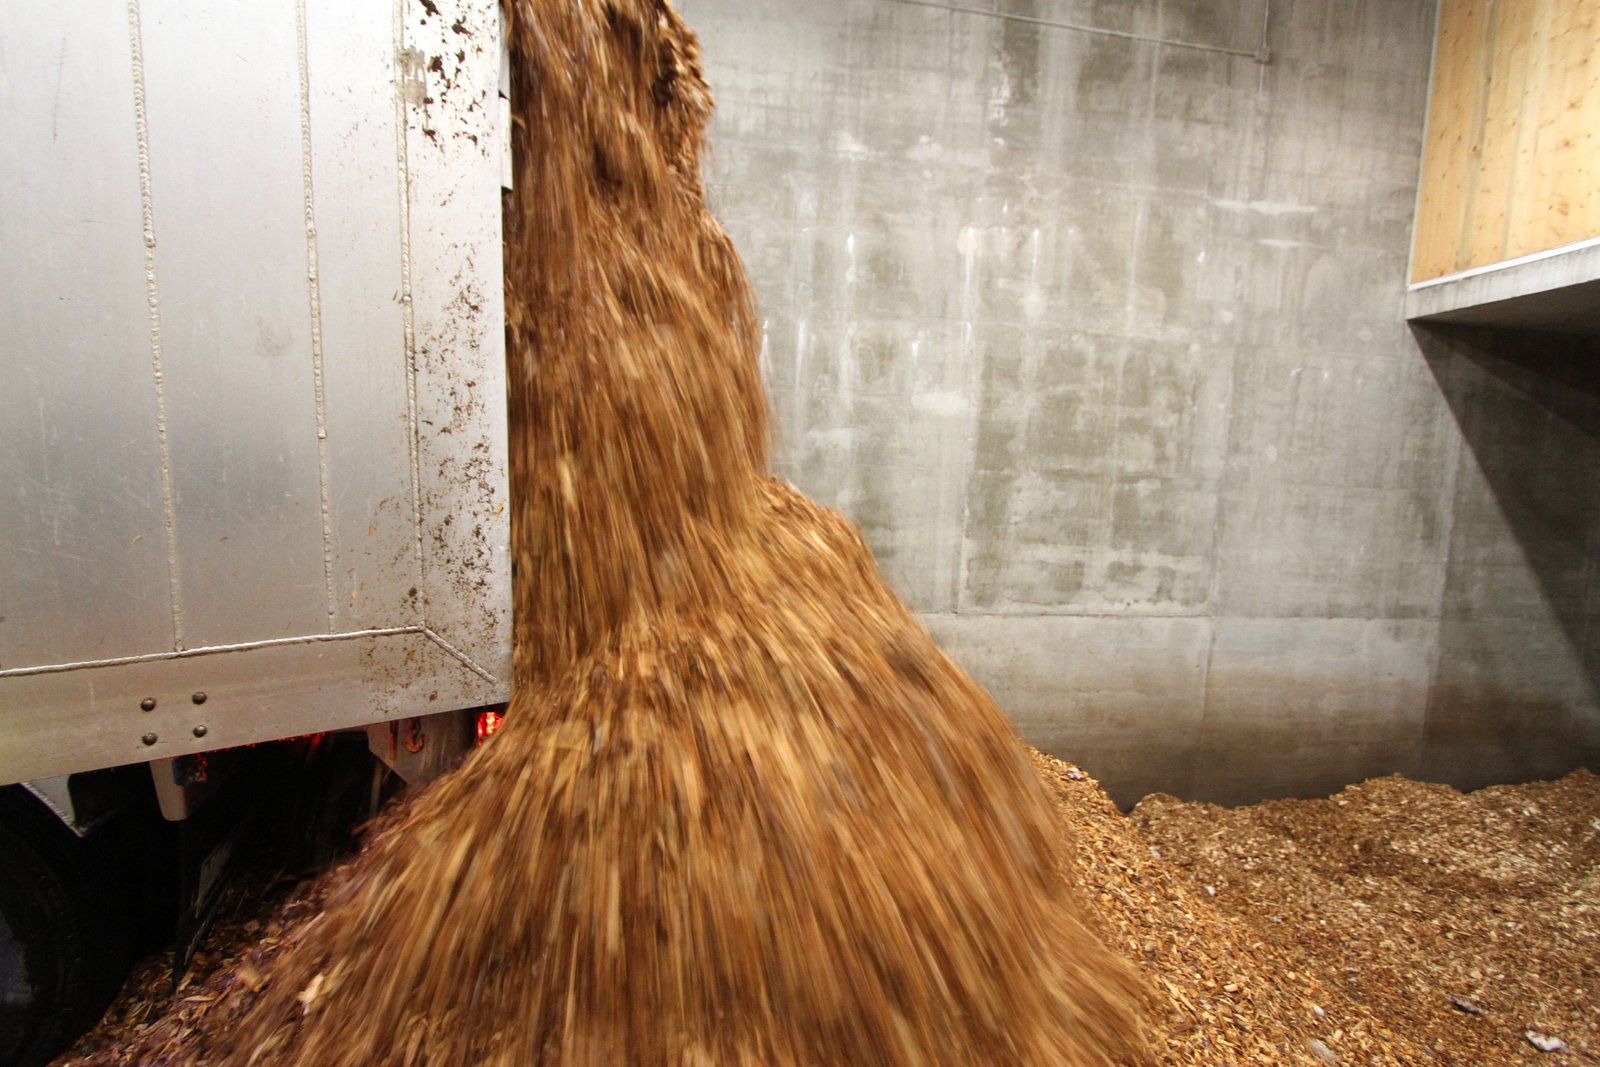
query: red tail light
476 709 505 745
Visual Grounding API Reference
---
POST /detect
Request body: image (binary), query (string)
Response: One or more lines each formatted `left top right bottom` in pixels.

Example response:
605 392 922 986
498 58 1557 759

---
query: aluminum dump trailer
0 2 510 1060
1 0 511 788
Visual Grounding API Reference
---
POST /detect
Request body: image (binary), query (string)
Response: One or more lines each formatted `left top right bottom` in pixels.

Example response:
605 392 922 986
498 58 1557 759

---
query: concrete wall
682 0 1600 805
1416 326 1600 792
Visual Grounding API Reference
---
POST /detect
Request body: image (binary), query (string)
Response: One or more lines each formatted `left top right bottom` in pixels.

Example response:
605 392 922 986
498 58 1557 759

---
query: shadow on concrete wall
1412 323 1600 790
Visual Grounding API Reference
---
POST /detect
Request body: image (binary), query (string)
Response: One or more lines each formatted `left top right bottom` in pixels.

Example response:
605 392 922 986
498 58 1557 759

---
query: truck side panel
141 0 332 647
0 3 174 667
0 0 511 786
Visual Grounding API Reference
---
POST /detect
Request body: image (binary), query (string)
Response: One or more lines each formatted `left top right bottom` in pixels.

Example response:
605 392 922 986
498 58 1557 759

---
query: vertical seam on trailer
295 0 339 631
394 0 428 627
127 0 186 651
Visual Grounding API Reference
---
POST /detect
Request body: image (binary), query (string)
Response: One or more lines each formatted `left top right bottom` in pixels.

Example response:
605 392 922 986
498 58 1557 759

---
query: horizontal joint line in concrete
876 0 1264 61
0 626 425 678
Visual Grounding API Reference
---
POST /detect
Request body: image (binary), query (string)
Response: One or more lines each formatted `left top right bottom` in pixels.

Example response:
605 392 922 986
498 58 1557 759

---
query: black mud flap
166 747 279 990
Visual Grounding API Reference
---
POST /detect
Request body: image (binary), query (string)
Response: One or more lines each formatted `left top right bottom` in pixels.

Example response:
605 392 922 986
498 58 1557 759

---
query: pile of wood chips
61 2 1151 1064
49 0 1600 1062
58 757 1599 1065
1129 766 1600 1066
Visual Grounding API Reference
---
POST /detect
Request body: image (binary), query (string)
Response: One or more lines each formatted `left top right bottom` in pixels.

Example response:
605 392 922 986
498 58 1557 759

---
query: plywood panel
1565 5 1600 243
1466 0 1531 266
1545 2 1600 247
1412 0 1600 282
1505 1 1558 259
1412 0 1494 282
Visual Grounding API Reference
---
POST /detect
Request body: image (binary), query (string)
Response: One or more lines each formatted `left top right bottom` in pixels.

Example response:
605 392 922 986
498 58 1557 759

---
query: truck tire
0 790 127 1067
